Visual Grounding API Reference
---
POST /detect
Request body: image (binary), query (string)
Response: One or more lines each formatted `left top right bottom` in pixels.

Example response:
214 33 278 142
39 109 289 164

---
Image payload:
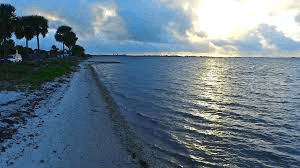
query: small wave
176 125 223 142
265 99 290 104
153 144 215 168
168 110 213 124
136 112 160 125
216 101 259 111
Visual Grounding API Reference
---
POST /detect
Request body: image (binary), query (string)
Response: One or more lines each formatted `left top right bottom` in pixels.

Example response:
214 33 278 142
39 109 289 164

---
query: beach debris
0 127 17 143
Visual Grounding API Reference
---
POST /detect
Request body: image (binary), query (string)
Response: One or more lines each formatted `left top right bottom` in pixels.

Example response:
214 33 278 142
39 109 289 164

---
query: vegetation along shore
0 3 90 91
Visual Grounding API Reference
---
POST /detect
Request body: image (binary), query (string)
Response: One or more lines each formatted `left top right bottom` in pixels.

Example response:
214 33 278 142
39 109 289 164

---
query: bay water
92 56 300 168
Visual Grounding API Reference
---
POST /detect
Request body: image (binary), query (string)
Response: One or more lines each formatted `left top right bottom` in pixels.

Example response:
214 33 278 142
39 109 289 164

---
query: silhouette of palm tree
55 25 72 52
15 16 34 48
0 4 16 42
64 31 78 50
0 4 16 56
30 15 48 52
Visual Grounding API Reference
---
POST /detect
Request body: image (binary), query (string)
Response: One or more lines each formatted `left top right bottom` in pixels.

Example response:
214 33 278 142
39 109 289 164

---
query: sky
2 0 300 57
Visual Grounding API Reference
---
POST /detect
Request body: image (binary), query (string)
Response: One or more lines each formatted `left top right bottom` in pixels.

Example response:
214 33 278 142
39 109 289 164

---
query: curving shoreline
0 60 138 168
89 64 152 168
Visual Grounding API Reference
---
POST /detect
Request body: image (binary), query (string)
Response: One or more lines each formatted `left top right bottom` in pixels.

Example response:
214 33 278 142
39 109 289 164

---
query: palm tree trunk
36 34 40 52
25 39 29 56
3 38 7 56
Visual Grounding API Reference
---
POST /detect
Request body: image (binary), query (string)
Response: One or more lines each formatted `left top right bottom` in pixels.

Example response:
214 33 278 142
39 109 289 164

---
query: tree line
0 3 86 58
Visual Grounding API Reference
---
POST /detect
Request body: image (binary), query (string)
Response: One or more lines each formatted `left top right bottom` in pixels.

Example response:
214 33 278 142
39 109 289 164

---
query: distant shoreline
91 55 300 58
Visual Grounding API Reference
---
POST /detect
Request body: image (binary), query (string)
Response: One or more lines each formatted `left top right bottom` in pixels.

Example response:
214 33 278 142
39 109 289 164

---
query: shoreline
89 64 152 167
0 59 138 168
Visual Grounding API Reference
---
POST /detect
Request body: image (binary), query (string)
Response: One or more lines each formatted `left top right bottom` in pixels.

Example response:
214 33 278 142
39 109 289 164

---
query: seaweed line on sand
89 64 156 168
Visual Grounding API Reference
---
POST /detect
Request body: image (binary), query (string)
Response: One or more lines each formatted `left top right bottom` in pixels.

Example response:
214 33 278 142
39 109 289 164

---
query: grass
29 60 76 88
0 63 37 81
0 57 80 90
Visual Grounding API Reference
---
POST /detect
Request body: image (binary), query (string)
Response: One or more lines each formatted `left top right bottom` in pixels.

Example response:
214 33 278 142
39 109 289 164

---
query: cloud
117 0 192 43
7 0 300 56
160 0 300 39
20 1 128 41
209 23 300 56
233 31 264 52
295 13 300 24
23 8 67 28
90 3 127 40
81 38 195 55
156 0 300 56
257 24 300 51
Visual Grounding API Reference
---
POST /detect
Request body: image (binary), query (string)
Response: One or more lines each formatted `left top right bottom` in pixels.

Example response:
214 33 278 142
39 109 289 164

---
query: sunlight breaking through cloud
91 3 127 39
159 0 300 56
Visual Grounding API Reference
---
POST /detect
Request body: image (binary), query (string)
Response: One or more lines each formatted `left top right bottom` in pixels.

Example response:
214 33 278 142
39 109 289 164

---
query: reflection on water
175 59 228 163
93 56 300 168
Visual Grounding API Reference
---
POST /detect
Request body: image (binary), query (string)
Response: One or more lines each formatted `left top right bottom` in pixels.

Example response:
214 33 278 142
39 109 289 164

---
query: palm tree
15 17 24 41
0 4 16 43
30 15 48 52
15 16 34 48
0 4 16 56
55 25 72 52
64 31 78 50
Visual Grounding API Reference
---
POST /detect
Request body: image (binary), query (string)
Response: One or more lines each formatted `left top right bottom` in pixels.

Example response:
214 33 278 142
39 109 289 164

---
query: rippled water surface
93 56 300 167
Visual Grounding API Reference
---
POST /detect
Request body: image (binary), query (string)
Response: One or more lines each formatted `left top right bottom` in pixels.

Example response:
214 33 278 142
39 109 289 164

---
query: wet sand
0 61 137 168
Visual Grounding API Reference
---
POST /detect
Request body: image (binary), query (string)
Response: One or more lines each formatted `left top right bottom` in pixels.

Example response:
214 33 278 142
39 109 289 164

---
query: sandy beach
0 60 137 168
